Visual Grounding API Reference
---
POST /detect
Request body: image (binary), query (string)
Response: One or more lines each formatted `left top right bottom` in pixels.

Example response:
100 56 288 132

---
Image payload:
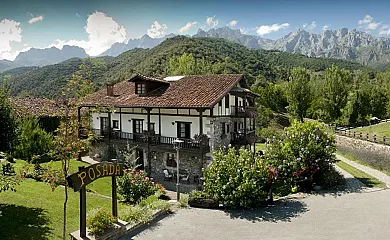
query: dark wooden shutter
185 123 191 138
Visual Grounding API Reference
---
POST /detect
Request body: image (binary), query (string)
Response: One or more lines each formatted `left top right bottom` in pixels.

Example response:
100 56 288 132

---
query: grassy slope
336 161 387 188
352 122 390 136
0 179 126 240
14 159 113 197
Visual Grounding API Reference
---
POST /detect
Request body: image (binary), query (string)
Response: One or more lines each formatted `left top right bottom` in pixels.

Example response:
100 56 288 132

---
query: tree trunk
63 184 68 240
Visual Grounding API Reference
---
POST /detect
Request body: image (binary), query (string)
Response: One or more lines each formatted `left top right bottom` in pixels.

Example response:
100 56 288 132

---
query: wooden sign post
67 162 124 238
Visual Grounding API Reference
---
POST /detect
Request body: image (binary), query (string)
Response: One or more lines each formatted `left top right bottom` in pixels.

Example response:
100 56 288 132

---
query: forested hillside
2 36 373 98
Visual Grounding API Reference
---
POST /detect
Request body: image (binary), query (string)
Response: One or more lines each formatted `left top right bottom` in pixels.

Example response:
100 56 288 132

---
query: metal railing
91 129 210 150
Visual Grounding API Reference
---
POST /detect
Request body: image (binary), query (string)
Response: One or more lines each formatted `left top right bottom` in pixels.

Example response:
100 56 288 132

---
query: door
136 149 144 170
100 117 109 135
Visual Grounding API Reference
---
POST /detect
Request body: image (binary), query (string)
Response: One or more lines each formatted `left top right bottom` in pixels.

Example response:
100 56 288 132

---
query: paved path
334 164 367 192
126 189 390 240
336 154 390 188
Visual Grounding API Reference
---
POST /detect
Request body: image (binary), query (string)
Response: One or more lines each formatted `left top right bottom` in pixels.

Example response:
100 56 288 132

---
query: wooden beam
158 108 161 136
146 108 152 177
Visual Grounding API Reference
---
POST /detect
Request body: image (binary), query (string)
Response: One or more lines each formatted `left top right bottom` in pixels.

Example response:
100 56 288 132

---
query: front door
136 149 144 170
100 117 109 135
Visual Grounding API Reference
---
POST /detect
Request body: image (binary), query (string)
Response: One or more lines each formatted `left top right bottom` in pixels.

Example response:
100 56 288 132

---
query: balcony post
119 107 122 134
146 108 152 177
198 108 204 176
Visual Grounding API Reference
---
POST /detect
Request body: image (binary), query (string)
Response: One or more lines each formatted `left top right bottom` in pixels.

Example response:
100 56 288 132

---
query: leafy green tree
322 65 352 123
286 67 312 122
14 117 53 162
168 53 198 75
254 83 288 112
0 87 17 153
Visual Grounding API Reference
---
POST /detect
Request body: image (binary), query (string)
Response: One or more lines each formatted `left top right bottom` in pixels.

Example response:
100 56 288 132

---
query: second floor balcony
230 106 258 118
91 129 210 152
230 130 258 145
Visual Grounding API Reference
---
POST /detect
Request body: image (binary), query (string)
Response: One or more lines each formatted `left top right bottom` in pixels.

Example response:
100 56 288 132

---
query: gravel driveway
124 189 390 240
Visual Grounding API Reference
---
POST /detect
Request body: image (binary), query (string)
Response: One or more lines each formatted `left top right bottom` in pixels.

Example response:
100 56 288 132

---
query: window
218 100 222 107
136 83 146 94
148 122 155 132
166 153 177 167
221 122 226 135
177 122 191 138
112 120 119 129
225 95 229 108
133 119 143 133
227 123 230 134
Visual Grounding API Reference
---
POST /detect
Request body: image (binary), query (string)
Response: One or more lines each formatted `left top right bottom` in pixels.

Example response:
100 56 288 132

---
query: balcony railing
230 106 258 118
91 129 210 151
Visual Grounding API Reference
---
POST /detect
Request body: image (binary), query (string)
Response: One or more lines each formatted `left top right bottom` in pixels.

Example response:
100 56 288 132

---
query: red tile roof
82 74 243 108
12 97 63 117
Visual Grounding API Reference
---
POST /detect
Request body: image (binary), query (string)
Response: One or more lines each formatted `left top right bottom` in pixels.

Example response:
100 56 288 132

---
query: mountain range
2 26 390 73
2 36 370 98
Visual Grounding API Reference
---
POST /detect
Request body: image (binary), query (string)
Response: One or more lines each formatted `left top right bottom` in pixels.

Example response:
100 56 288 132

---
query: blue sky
1 0 390 60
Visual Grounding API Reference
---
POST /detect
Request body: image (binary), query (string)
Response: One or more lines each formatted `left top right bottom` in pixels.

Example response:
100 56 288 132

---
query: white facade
91 93 247 140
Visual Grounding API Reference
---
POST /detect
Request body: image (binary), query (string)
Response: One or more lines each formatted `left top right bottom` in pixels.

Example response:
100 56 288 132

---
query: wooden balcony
230 130 258 145
230 106 258 118
91 129 210 152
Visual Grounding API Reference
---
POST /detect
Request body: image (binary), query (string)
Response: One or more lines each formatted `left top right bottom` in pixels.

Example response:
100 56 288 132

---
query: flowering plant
117 169 164 203
264 121 339 191
203 148 275 208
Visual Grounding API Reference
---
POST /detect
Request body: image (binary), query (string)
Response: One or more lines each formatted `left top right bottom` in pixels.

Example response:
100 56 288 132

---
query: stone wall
209 117 234 151
151 150 204 177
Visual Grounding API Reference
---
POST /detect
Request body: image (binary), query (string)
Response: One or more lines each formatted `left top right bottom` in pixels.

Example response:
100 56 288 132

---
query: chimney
106 84 114 96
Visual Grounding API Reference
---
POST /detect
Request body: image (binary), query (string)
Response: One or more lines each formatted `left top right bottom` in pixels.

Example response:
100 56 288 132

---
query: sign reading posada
67 162 124 191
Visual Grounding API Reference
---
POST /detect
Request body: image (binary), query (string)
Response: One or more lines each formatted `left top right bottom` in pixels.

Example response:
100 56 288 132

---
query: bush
138 195 172 212
119 205 153 224
14 117 53 163
86 208 116 237
264 121 340 192
117 169 164 203
203 148 275 208
188 190 218 209
178 195 189 208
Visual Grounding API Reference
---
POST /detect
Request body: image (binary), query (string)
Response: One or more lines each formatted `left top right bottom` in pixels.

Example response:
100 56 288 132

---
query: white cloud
229 20 238 27
322 25 331 31
256 23 290 35
178 21 198 33
239 28 248 34
358 15 380 30
379 25 390 35
147 21 168 38
206 16 219 27
302 21 317 31
0 18 23 60
28 15 44 24
75 13 81 18
46 11 127 56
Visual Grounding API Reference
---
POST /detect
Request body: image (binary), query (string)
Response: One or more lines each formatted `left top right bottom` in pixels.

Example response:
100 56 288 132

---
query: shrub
138 195 172 212
117 169 163 203
203 148 274 208
264 121 341 191
86 208 116 237
119 205 153 224
14 117 53 163
178 195 189 208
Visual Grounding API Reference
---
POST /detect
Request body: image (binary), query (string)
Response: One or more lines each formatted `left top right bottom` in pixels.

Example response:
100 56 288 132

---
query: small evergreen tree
15 117 53 162
0 87 17 154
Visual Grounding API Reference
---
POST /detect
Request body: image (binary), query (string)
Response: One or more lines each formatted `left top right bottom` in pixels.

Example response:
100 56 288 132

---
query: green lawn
254 143 267 151
351 122 390 136
0 178 126 240
13 159 113 197
336 161 387 189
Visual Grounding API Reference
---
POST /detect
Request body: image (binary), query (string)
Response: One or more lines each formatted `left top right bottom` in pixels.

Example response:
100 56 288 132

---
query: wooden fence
334 129 390 146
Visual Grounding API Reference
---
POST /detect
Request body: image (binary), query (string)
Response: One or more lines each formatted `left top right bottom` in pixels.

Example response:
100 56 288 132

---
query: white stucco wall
91 109 213 139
